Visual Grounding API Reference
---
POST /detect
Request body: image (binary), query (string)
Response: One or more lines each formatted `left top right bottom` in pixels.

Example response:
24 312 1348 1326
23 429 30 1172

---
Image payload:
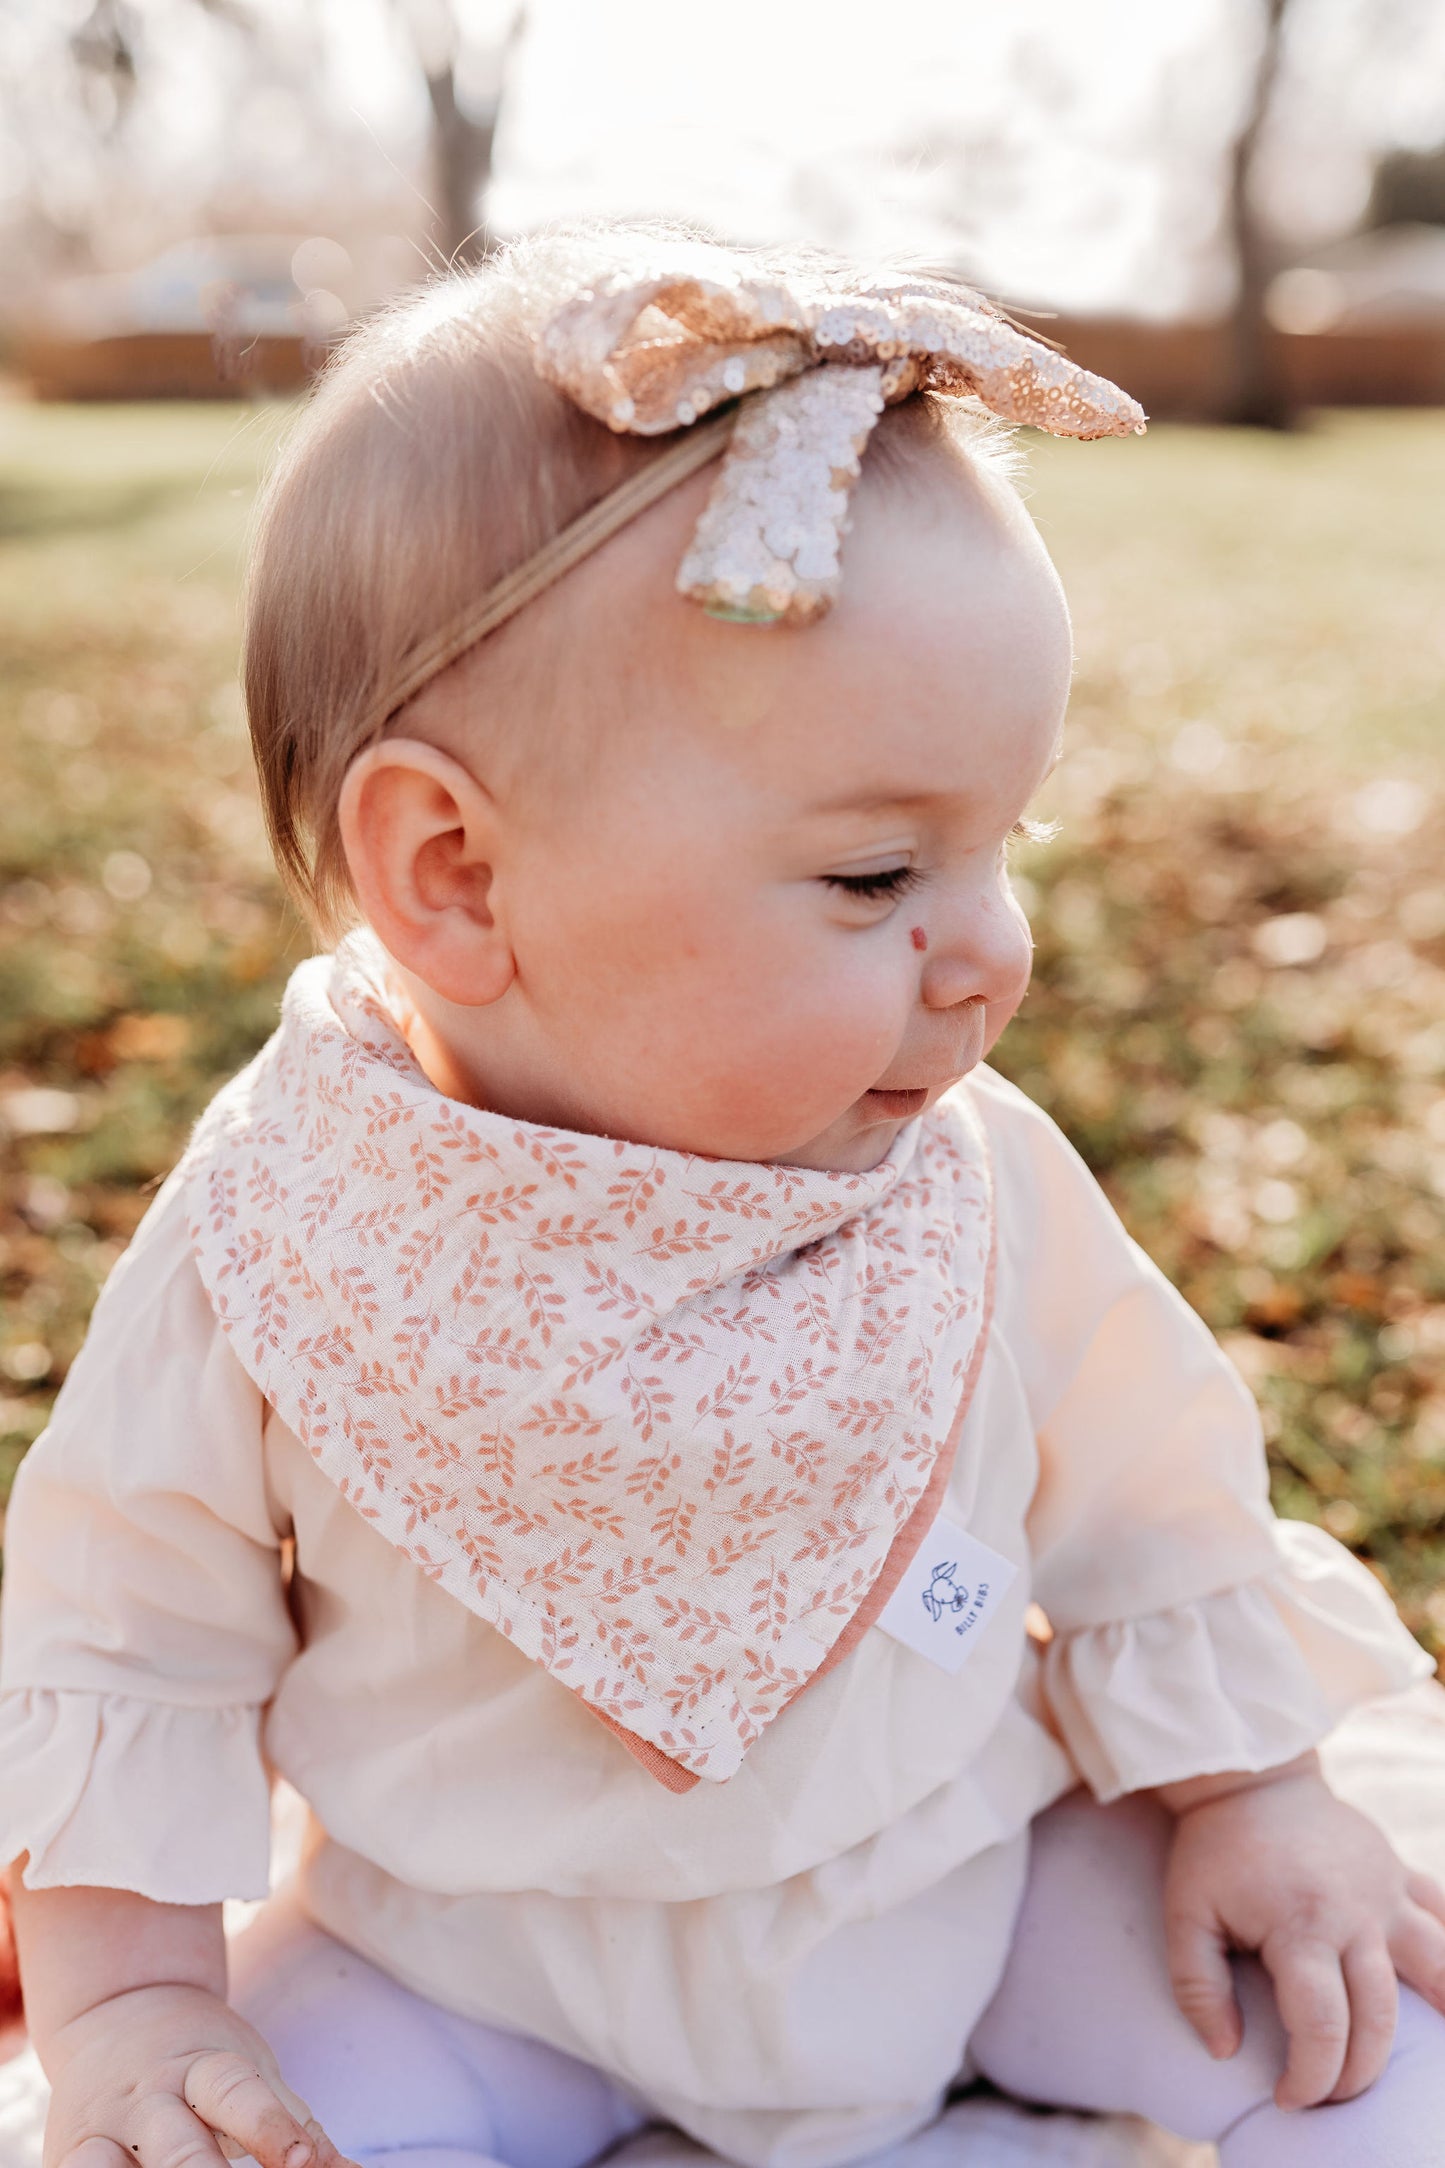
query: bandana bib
180 931 995 1786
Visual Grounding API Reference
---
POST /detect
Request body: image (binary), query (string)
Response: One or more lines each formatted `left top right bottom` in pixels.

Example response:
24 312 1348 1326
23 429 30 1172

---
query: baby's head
244 226 1087 1173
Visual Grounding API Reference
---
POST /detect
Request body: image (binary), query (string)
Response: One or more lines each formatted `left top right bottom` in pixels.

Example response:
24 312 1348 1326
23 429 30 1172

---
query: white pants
229 1792 1445 2168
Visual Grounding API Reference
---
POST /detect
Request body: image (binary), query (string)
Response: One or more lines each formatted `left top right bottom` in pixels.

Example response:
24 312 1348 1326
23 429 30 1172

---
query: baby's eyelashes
820 865 921 903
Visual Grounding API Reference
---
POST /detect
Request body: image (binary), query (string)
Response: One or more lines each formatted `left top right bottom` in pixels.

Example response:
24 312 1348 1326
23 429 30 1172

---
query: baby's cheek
682 983 894 1151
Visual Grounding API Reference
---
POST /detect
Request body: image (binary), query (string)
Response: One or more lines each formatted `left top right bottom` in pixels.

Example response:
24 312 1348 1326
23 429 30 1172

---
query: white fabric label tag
876 1514 1018 1674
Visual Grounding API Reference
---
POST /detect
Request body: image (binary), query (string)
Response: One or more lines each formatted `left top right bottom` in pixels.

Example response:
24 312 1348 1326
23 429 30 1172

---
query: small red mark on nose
910 926 928 952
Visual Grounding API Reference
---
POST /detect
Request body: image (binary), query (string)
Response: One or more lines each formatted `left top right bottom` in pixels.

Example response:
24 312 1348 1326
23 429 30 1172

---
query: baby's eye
821 865 922 903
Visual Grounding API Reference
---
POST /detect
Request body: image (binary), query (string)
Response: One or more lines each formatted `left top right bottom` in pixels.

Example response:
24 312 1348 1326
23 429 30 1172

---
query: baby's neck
391 955 594 1135
402 1001 484 1109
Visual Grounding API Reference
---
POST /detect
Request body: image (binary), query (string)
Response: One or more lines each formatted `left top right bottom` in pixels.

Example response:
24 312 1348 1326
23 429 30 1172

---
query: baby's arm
10 1876 348 2168
1154 1752 1445 2109
974 1068 1441 2104
0 1178 337 2168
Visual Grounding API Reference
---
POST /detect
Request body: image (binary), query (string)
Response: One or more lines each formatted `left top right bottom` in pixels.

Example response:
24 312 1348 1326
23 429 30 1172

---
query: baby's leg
968 1787 1445 2166
228 1885 648 2168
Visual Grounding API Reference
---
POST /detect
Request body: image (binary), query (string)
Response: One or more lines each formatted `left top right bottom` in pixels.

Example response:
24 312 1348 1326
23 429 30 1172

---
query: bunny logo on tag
921 1559 972 1624
878 1516 1018 1675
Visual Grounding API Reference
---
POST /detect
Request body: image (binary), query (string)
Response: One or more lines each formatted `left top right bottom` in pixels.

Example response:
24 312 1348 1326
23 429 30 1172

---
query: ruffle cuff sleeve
1040 1520 1435 1803
0 1687 274 1902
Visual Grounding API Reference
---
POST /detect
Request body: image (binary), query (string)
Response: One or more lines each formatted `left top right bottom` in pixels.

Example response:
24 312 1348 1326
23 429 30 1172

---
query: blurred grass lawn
2 398 1444 1654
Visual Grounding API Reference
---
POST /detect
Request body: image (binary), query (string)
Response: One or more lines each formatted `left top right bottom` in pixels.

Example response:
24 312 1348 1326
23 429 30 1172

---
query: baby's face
417 448 1071 1174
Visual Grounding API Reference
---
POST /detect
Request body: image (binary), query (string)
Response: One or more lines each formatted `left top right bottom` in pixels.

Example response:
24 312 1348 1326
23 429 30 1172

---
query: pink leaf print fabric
180 930 995 1785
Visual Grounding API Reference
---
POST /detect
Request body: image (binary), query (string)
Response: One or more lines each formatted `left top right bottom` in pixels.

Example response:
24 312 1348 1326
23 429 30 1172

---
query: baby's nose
920 888 1032 1014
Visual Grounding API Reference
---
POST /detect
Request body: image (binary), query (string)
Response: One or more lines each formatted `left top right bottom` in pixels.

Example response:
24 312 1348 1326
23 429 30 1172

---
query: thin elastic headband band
364 408 737 736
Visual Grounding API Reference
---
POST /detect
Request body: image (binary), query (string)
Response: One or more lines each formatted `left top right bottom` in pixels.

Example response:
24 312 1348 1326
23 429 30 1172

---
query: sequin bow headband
374 244 1147 728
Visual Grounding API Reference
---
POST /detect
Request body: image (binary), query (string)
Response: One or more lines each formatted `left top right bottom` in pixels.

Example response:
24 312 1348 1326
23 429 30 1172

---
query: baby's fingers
1164 1909 1240 2060
125 2093 237 2168
1264 1936 1350 2109
1390 1899 1445 2017
57 2140 138 2168
182 2053 331 2168
1405 1872 1445 1936
1327 1939 1397 2102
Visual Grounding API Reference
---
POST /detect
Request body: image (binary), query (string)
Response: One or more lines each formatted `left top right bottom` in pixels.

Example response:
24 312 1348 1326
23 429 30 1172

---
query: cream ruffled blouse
0 1064 1428 2168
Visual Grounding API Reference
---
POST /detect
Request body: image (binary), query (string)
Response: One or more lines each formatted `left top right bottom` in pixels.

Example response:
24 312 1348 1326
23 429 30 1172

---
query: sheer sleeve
973 1067 1432 1803
0 1163 298 1900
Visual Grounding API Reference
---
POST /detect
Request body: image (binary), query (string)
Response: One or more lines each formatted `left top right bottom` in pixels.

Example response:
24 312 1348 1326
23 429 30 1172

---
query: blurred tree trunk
1223 0 1296 428
422 60 498 268
395 0 513 268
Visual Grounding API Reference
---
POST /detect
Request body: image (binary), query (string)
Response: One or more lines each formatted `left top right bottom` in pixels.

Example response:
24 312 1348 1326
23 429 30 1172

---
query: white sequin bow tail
532 238 1147 625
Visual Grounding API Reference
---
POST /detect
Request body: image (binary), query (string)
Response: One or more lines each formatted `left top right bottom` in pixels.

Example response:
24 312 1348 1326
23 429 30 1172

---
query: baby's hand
1159 1754 1445 2108
40 1980 353 2168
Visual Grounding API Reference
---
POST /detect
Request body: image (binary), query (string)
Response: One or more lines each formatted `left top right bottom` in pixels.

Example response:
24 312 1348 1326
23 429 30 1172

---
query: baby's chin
766 1088 940 1174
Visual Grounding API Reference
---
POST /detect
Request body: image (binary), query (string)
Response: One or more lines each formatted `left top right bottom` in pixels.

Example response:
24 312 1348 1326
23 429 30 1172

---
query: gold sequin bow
535 243 1148 626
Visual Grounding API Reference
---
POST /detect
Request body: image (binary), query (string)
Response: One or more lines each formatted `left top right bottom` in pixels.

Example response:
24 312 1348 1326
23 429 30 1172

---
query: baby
4 224 1445 2168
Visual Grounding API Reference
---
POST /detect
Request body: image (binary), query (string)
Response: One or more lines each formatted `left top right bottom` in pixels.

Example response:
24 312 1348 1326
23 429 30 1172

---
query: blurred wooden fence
14 319 1445 413
1042 318 1445 419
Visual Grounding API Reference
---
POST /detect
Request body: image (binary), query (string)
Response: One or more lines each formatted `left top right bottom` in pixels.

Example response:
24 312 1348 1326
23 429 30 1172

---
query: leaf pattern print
181 925 995 1786
790 1518 870 1564
246 1163 288 1215
473 1430 516 1487
824 1395 897 1440
695 1357 759 1422
294 1325 352 1373
620 1367 675 1442
651 1494 696 1558
607 1160 665 1227
300 1169 347 1240
362 1090 416 1136
430 1374 505 1421
667 1659 729 1714
561 1337 627 1389
640 1218 731 1263
768 1429 829 1482
654 1593 737 1643
519 1398 606 1438
561 1495 627 1540
704 1430 755 1493
351 1139 402 1184
625 1449 683 1507
345 1198 410 1247
408 1134 450 1213
430 1103 503 1166
595 1555 678 1602
582 1259 659 1321
462 1182 541 1226
393 1309 445 1387
513 1260 566 1345
397 1223 449 1302
400 1477 460 1534
453 1324 543 1375
526 1214 618 1251
537 1447 621 1487
202 1166 237 1236
685 1177 776 1220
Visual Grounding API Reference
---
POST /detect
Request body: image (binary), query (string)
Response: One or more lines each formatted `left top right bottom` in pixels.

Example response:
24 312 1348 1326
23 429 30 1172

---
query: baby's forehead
566 423 1037 645
409 401 1066 835
508 474 1068 838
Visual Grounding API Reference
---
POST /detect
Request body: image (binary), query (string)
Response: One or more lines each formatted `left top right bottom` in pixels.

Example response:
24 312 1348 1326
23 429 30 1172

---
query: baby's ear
337 737 516 1006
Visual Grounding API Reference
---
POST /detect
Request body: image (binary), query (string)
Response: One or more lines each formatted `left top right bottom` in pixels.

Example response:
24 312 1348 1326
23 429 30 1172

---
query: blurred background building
3 0 1444 420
